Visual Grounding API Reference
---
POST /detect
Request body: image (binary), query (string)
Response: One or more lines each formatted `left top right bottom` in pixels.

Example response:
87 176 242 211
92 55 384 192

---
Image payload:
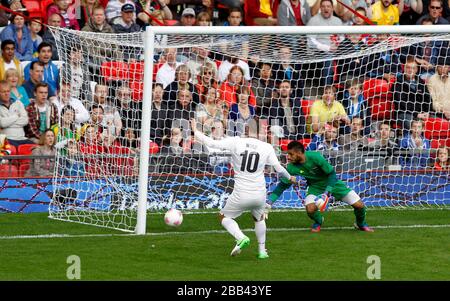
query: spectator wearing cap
29 18 43 57
106 0 137 25
0 14 33 61
427 56 450 120
112 4 142 33
416 0 449 24
180 8 197 26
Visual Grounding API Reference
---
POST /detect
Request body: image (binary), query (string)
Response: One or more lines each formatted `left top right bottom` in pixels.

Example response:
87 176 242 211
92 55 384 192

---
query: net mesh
48 27 450 232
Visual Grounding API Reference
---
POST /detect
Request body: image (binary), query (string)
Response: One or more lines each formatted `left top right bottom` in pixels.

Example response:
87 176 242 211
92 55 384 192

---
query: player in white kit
191 119 294 259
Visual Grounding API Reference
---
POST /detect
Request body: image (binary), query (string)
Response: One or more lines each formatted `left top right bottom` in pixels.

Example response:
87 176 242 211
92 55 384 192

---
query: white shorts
220 189 266 219
304 190 360 206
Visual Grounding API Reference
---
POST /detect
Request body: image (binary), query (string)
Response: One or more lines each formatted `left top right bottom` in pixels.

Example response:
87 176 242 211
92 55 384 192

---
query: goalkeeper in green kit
268 141 374 233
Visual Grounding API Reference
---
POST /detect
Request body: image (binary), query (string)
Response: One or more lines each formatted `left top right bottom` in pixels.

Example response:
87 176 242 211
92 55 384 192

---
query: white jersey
194 131 290 193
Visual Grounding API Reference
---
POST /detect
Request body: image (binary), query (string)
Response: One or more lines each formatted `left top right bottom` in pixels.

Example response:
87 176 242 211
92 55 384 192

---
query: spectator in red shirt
218 65 256 108
79 123 104 154
245 0 279 25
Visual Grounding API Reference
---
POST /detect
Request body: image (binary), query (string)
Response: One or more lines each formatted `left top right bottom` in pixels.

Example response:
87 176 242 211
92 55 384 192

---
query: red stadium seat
301 99 316 116
332 60 344 89
424 118 450 139
368 96 394 120
22 0 42 18
164 20 179 26
41 0 55 22
298 138 311 148
153 62 163 81
129 61 145 82
8 145 17 156
362 79 394 120
17 144 37 155
431 139 441 149
279 139 293 151
98 0 109 8
0 164 19 178
149 142 160 154
116 158 135 176
17 144 38 165
129 81 143 101
100 61 129 82
279 139 311 151
362 78 392 97
430 139 450 148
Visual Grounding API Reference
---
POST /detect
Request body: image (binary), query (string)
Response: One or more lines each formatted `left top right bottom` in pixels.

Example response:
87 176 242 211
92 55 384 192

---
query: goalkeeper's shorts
307 180 352 200
304 190 360 206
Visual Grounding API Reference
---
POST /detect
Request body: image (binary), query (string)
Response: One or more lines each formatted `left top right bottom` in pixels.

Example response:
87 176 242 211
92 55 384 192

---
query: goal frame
136 25 450 234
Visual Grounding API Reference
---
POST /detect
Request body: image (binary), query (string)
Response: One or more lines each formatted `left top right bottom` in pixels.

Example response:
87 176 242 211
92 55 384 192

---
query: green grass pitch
0 209 449 280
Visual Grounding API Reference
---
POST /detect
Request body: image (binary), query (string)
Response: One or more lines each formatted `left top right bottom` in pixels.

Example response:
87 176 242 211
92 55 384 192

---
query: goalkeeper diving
191 119 296 259
268 141 374 233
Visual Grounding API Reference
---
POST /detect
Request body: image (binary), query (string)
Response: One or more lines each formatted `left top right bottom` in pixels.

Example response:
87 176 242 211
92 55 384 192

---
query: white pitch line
150 207 450 215
1 224 450 240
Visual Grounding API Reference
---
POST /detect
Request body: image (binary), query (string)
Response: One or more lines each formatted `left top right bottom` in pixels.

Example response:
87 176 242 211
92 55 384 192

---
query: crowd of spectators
0 0 449 177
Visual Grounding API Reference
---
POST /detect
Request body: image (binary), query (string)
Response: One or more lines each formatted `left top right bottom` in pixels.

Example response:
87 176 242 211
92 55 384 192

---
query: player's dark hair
420 17 434 24
287 141 305 153
1 39 15 51
37 42 52 53
34 82 49 92
90 103 104 113
30 60 44 70
378 121 391 130
320 0 334 6
228 7 243 16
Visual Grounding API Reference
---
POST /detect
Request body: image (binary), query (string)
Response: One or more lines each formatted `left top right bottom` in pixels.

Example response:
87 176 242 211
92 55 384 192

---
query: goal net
48 26 450 233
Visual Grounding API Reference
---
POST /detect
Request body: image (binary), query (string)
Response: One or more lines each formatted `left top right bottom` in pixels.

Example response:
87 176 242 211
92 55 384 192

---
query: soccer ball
164 209 183 227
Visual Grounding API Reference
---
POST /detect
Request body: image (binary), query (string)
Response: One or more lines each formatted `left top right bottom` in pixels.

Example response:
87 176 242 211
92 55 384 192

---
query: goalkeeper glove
297 179 308 190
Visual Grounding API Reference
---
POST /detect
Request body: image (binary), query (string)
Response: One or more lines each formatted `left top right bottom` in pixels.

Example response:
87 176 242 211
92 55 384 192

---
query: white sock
221 217 245 241
254 220 266 253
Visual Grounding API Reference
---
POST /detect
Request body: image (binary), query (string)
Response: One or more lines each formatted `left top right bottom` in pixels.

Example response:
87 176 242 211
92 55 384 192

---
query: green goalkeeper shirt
269 151 350 202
